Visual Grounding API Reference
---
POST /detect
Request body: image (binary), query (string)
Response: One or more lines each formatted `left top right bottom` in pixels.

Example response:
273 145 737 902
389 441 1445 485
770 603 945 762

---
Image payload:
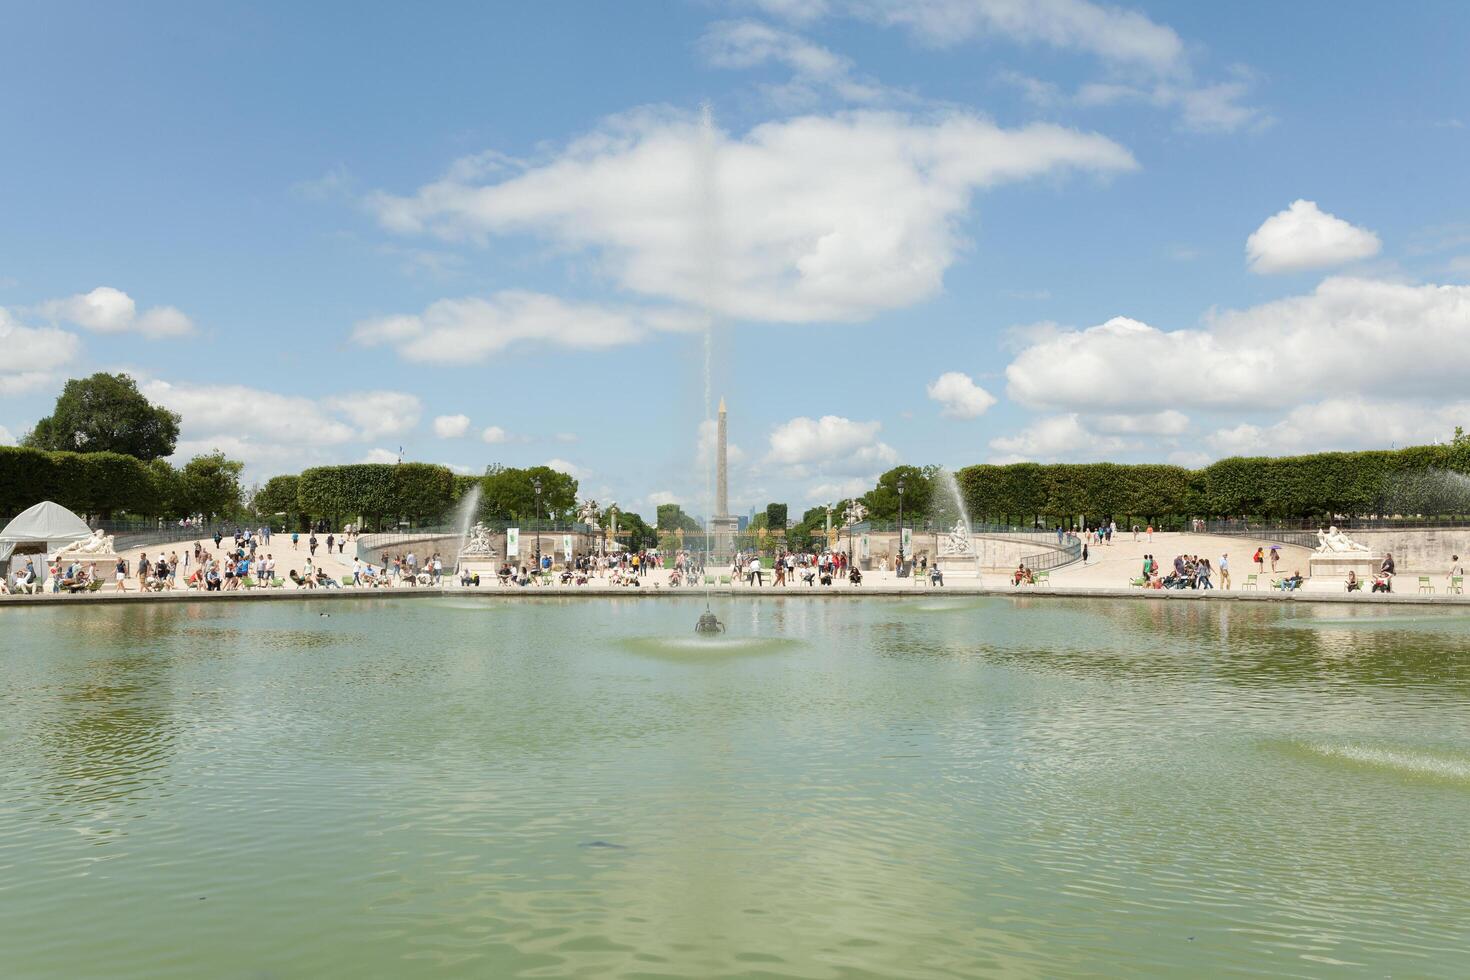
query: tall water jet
451 483 483 579
694 101 724 619
935 467 984 583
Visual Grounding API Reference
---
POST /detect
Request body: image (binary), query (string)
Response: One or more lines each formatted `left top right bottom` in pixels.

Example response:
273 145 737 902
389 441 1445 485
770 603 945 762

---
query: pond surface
3 596 1469 977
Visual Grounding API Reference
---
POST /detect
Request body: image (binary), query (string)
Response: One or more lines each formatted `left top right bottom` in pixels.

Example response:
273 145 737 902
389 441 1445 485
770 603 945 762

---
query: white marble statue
843 501 868 527
940 519 975 557
55 529 116 558
461 521 496 555
577 499 602 529
1314 525 1370 554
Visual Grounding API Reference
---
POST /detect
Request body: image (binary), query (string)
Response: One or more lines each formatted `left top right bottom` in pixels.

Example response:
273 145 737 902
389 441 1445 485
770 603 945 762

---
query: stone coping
4 583 1470 608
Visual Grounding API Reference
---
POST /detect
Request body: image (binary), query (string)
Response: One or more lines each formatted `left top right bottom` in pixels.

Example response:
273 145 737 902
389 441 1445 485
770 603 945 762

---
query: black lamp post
896 476 906 574
532 477 543 567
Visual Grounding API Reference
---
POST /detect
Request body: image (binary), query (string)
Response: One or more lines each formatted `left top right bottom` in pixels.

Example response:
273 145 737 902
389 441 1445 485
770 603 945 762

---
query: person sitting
929 565 943 586
316 568 340 589
206 567 223 591
849 565 862 585
1346 570 1361 592
1280 569 1305 591
1012 563 1028 586
1371 575 1392 593
497 563 512 586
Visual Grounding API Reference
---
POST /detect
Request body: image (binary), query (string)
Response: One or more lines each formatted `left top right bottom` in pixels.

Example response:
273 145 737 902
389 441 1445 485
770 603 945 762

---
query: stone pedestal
1307 552 1377 589
709 516 739 561
935 554 983 577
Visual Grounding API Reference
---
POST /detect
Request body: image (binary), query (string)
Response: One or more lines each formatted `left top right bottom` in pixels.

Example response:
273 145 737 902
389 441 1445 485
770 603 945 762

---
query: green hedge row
957 444 1470 526
295 463 455 529
0 446 169 518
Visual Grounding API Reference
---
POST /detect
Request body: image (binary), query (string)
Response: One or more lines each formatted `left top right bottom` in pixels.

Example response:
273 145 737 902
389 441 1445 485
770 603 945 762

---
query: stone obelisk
711 397 739 557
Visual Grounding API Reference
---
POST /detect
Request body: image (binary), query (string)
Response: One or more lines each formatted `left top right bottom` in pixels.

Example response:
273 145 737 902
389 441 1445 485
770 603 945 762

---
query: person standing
327 533 335 554
292 531 299 550
1253 547 1265 577
1449 554 1464 591
1145 524 1153 543
1219 553 1231 589
1082 542 1089 565
1269 545 1280 573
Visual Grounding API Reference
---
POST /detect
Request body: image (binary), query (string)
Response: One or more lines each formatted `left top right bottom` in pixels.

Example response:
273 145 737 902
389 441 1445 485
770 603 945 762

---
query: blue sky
3 1 1468 520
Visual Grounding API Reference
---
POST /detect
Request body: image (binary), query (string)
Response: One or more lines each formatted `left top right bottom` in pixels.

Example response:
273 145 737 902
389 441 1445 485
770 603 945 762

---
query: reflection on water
2 596 1469 977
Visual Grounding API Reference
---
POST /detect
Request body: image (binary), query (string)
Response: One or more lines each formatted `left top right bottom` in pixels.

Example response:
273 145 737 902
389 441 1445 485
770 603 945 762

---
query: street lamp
896 476 906 574
532 477 543 568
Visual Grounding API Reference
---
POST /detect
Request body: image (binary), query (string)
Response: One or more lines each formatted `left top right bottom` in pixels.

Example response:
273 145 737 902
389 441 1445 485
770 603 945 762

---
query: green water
3 596 1470 978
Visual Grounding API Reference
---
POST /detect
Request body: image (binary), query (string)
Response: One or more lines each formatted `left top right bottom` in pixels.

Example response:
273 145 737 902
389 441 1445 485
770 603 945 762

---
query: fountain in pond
694 101 729 634
934 467 984 583
453 485 497 584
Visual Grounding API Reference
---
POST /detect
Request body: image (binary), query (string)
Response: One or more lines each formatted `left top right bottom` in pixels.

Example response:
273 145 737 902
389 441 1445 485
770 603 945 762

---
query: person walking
292 531 299 550
309 534 318 557
1253 547 1265 577
1082 542 1089 565
1269 545 1280 573
1219 553 1231 589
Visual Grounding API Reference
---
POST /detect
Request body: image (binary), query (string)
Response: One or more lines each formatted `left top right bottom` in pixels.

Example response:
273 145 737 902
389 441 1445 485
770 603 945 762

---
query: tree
861 465 934 523
252 474 300 526
180 452 244 519
765 502 788 531
479 465 578 522
23 373 181 460
657 502 702 532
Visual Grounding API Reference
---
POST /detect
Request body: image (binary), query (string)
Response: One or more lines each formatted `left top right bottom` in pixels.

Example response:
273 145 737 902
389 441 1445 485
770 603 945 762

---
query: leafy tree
252 474 300 526
610 508 657 551
296 463 454 529
764 502 788 531
180 452 244 519
23 373 180 460
479 465 578 522
657 502 702 532
861 465 934 523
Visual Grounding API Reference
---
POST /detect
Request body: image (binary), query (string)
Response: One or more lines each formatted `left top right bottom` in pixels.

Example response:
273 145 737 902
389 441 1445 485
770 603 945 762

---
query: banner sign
562 534 573 557
901 527 912 553
860 534 870 560
506 527 519 557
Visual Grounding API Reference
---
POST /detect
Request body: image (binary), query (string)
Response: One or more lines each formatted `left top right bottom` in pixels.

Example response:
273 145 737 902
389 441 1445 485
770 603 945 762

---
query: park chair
1033 570 1050 586
87 579 102 592
341 576 353 587
718 575 731 586
1418 576 1434 594
1451 575 1464 595
1243 573 1258 590
1128 576 1147 588
241 576 256 589
271 577 285 588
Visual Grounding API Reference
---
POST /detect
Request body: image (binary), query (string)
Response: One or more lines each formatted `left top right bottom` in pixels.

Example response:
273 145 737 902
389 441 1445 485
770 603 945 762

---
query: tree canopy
479 465 578 522
23 373 181 461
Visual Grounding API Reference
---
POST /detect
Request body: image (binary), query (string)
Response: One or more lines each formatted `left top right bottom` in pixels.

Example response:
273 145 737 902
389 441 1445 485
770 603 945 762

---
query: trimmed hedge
0 446 165 518
296 463 455 529
957 444 1470 527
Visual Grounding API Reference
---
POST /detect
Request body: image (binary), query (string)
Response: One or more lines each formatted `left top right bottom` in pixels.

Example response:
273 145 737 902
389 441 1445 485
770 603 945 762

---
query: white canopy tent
0 501 93 569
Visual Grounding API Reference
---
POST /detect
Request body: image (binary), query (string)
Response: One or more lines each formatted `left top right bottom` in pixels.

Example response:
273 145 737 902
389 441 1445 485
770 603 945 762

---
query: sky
3 0 1469 521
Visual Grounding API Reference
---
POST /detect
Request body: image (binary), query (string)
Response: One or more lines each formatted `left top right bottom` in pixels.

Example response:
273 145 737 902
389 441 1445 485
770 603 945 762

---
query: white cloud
0 424 14 446
481 425 510 444
647 490 680 507
545 458 590 480
324 391 422 439
554 432 579 443
1206 398 1470 457
766 415 897 472
1092 409 1189 435
352 290 696 363
926 371 997 418
0 307 80 395
433 413 471 438
849 0 1185 76
369 109 1134 322
988 414 1131 463
361 448 400 464
39 286 195 337
807 476 877 500
1005 278 1470 413
697 418 747 468
700 19 886 104
1075 75 1267 134
144 379 358 449
1246 200 1381 274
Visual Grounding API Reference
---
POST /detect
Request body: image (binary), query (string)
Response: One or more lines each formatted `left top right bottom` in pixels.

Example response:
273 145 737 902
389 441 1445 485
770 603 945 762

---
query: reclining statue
1314 526 1370 554
54 529 116 557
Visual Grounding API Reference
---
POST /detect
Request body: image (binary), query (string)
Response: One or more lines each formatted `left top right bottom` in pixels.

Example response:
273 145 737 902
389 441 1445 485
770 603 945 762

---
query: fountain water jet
934 467 984 583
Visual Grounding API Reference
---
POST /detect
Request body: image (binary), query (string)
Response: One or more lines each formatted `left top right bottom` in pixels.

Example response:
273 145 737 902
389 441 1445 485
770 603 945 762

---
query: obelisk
711 397 739 557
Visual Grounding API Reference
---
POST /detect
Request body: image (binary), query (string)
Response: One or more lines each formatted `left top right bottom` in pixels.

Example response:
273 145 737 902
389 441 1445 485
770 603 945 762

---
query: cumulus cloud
144 380 358 449
546 458 590 480
1006 278 1470 413
647 490 680 507
0 424 14 446
697 418 747 468
1092 409 1189 435
1206 398 1470 458
324 391 422 440
1246 200 1381 274
352 290 697 363
988 413 1131 463
433 414 471 438
39 286 195 337
0 307 80 394
361 448 400 464
807 476 878 500
481 425 510 444
926 371 997 418
368 110 1134 322
766 415 898 474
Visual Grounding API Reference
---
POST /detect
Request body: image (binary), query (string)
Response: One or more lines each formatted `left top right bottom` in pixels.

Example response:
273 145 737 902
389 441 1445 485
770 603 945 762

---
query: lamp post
532 477 543 568
896 476 906 574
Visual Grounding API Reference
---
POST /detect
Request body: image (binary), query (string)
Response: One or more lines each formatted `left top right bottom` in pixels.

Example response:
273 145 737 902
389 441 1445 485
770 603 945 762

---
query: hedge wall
295 463 455 529
957 444 1470 527
0 446 166 518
